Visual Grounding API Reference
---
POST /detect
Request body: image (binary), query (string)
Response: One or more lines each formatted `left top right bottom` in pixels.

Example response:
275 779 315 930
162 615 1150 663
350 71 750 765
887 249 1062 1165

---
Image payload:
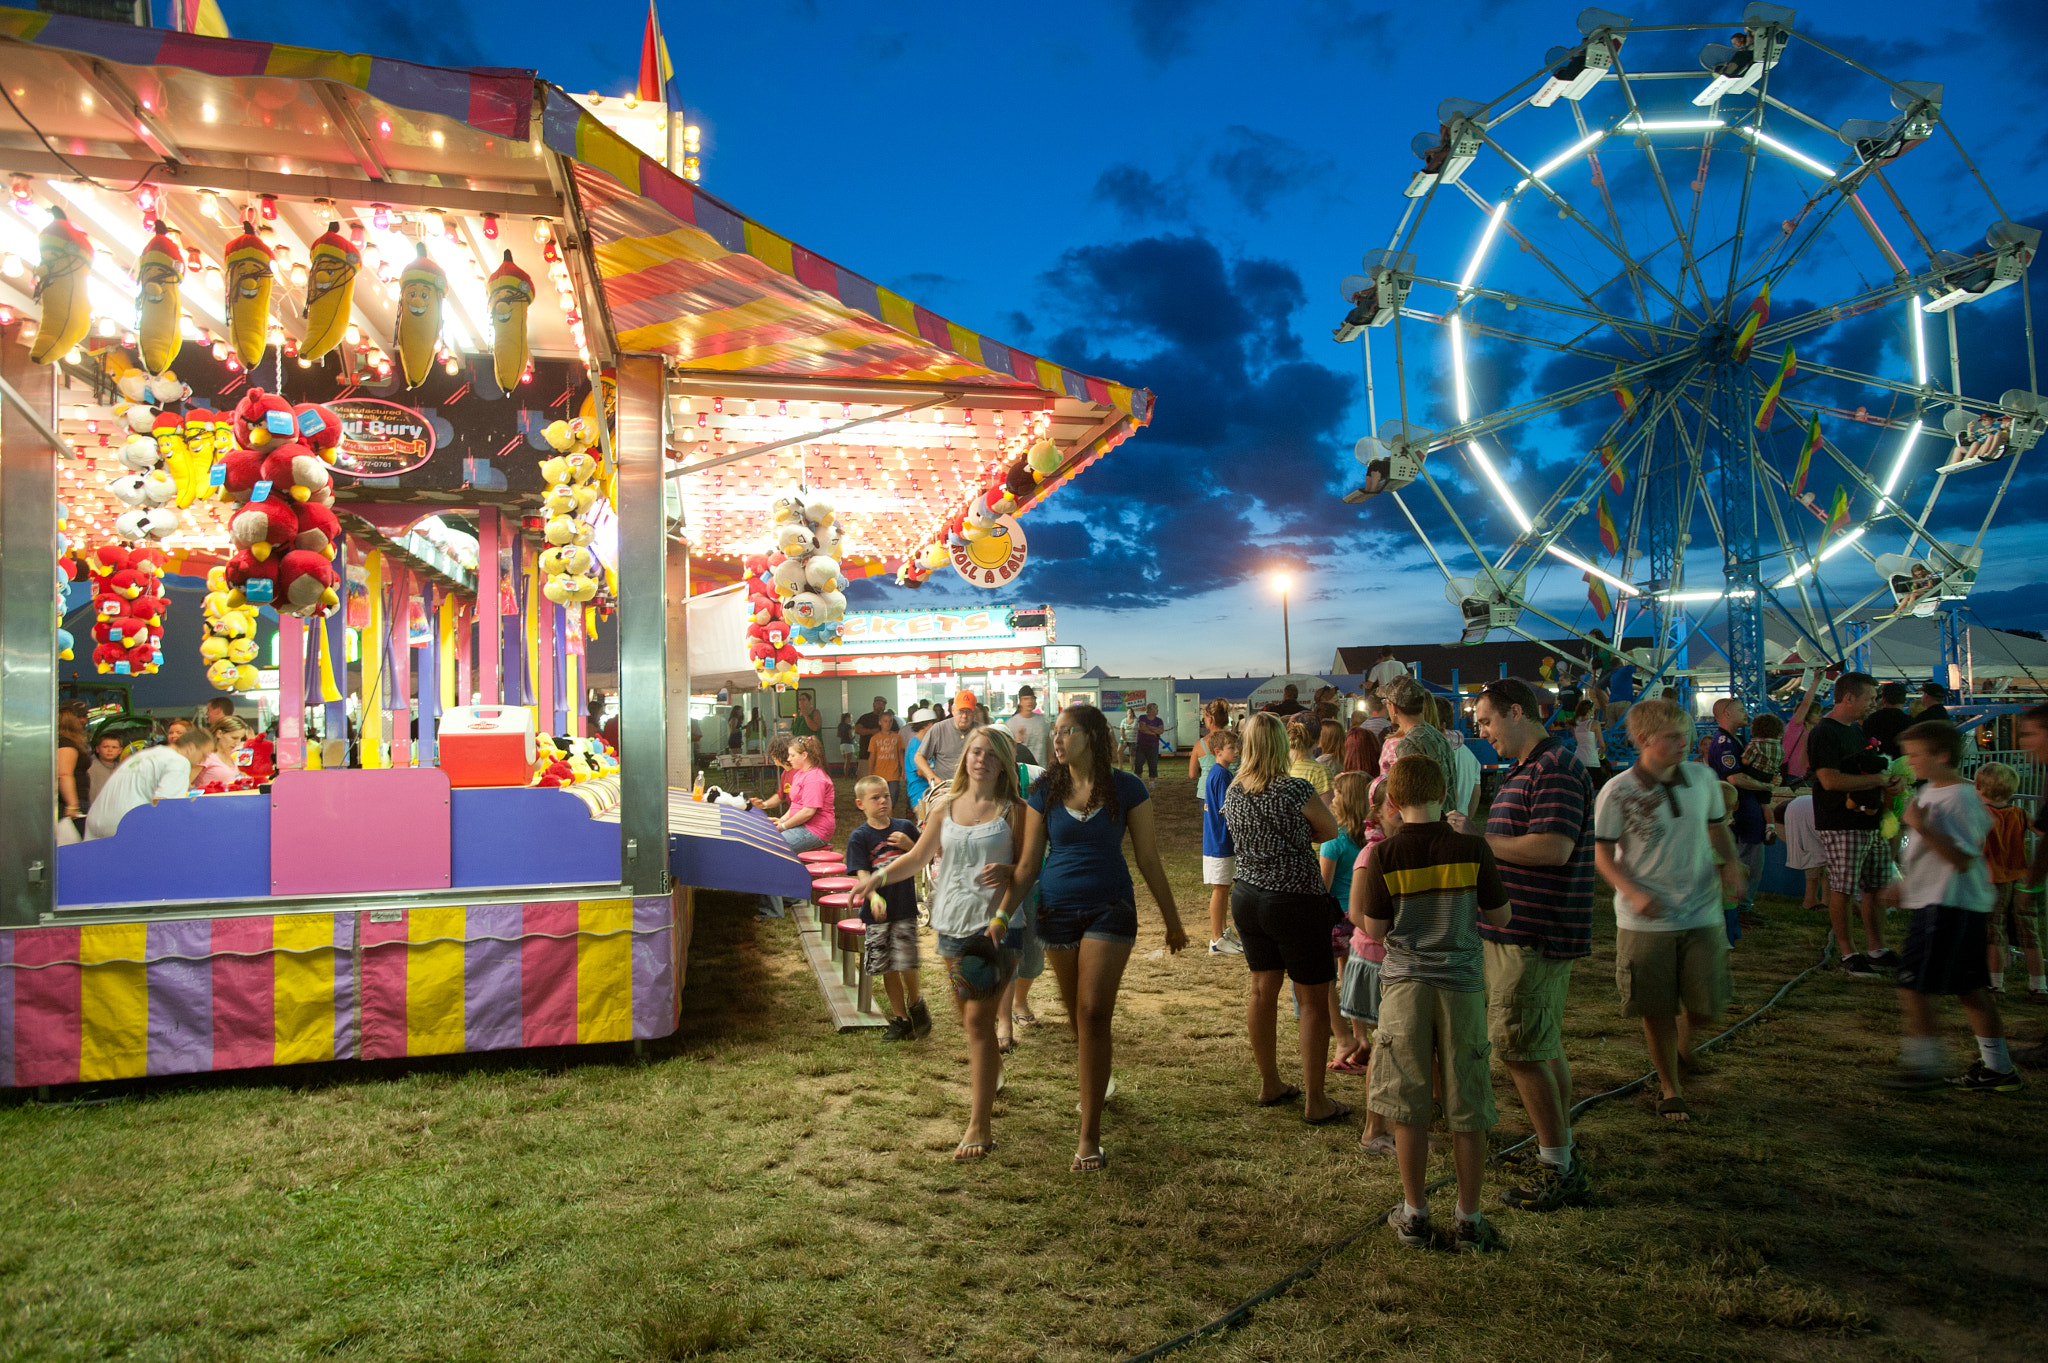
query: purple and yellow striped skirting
0 896 677 1088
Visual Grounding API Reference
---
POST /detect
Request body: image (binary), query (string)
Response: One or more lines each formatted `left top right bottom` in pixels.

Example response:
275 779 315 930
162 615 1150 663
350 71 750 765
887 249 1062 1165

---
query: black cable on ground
1118 937 1840 1363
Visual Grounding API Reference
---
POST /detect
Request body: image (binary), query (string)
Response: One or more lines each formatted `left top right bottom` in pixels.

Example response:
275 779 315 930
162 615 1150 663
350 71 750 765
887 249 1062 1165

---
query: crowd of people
747 668 2048 1253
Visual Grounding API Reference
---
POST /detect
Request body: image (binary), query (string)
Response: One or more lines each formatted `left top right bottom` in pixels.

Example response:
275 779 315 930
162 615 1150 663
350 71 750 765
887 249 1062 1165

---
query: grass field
3 768 2045 1362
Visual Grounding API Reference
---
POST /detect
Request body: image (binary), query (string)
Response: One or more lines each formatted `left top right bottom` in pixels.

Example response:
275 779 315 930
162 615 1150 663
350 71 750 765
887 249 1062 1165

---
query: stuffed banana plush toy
395 241 446 387
135 220 184 373
486 250 533 391
223 222 274 367
29 207 93 365
300 221 359 361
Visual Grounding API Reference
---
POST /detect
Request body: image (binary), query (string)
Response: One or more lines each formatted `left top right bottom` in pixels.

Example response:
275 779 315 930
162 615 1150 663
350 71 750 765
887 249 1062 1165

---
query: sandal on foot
998 1037 1017 1054
1256 1085 1303 1108
954 1141 994 1161
1657 1096 1692 1122
1015 1010 1040 1027
1305 1100 1354 1127
1360 1133 1396 1155
1329 1053 1372 1075
1071 1146 1107 1173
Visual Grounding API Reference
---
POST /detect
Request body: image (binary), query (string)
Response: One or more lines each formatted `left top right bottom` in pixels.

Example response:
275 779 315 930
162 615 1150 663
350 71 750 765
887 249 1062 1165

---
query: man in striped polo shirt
1468 678 1596 1210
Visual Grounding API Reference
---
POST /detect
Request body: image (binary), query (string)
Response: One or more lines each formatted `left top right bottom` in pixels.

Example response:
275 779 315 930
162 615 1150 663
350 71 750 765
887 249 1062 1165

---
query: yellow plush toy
486 250 534 390
395 242 446 387
135 220 184 373
29 207 93 365
300 222 360 362
223 223 274 367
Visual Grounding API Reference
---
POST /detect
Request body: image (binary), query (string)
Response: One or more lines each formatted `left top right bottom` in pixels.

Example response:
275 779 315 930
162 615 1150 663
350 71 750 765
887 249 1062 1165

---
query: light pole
1272 572 1292 674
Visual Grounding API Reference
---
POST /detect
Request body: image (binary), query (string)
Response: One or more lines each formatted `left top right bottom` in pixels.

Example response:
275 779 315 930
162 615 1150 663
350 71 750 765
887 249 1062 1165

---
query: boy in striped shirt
1360 754 1513 1253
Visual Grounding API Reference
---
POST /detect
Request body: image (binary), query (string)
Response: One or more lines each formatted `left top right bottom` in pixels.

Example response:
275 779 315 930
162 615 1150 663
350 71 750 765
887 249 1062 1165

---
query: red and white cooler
438 705 536 787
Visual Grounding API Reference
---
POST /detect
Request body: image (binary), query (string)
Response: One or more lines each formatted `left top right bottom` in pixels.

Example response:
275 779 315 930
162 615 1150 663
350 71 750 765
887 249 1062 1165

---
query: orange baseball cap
953 690 979 707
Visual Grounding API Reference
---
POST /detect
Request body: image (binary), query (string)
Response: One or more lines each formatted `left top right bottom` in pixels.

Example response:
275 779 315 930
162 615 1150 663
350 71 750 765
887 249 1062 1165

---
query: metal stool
815 889 853 934
831 914 876 1014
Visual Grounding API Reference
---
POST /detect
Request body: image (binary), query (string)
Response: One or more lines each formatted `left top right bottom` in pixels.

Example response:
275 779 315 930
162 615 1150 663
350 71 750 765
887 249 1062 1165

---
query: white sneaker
1209 930 1245 955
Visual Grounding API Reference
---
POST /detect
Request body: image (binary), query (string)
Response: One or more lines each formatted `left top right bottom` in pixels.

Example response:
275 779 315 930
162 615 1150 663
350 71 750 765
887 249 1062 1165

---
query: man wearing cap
917 690 981 793
1004 686 1051 765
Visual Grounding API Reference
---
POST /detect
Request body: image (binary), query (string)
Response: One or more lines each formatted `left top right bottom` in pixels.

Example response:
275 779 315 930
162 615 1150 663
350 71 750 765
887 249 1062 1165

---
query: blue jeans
758 825 830 918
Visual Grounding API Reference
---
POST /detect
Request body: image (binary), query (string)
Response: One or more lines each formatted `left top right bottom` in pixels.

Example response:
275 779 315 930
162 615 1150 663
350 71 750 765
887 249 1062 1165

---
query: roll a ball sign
327 398 437 479
951 515 1028 589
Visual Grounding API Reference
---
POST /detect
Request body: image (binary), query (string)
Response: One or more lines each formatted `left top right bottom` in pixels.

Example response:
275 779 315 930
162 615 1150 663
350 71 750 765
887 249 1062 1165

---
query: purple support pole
478 507 501 705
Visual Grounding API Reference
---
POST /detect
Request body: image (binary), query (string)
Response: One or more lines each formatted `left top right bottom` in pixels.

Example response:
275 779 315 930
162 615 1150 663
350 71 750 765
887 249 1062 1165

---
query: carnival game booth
0 15 1149 1079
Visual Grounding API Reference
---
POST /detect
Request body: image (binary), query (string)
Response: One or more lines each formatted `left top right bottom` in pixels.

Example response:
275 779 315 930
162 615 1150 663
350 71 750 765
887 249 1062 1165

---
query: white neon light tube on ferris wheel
1450 316 1471 421
1911 296 1929 384
1618 118 1726 132
1465 443 1532 532
1772 526 1867 589
1459 203 1509 293
1881 420 1923 498
1546 544 1638 594
1743 127 1836 178
1517 130 1605 191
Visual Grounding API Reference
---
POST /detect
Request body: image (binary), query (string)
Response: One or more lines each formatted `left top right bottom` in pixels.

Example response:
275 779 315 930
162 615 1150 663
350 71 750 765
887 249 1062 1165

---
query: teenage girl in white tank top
855 725 1024 1162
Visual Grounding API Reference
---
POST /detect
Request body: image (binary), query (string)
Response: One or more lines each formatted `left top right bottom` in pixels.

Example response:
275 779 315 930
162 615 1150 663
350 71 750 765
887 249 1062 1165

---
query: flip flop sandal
1015 1010 1041 1027
1075 1075 1116 1112
1360 1133 1396 1155
954 1141 994 1161
1071 1146 1107 1173
1657 1096 1692 1121
998 1038 1017 1054
1256 1086 1303 1108
1330 1054 1372 1075
1305 1100 1354 1127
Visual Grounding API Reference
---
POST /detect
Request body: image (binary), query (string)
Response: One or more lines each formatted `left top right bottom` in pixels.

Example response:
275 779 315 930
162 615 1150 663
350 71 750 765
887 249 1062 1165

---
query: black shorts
1230 883 1340 985
1896 906 1991 995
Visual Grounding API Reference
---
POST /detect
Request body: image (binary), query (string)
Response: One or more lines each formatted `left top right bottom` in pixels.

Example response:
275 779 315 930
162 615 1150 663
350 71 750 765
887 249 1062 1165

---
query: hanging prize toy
135 220 184 374
487 250 534 390
30 206 93 365
538 418 605 605
222 222 274 367
300 222 360 361
396 241 446 387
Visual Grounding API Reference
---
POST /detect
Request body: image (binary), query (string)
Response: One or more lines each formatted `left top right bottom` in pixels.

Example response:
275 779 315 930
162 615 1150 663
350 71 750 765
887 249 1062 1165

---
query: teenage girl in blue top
996 705 1185 1172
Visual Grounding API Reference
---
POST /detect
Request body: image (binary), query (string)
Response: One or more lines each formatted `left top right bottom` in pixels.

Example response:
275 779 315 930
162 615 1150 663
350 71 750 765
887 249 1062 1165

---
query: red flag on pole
638 2 676 104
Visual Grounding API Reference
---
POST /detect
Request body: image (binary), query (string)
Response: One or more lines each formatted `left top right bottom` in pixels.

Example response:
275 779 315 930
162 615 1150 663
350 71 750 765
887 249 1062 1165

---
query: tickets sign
329 399 437 478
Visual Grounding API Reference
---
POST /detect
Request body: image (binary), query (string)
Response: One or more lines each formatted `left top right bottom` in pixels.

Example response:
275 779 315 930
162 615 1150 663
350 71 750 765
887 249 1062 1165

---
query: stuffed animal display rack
199 565 264 692
217 388 343 618
764 490 848 647
537 417 605 606
85 543 168 676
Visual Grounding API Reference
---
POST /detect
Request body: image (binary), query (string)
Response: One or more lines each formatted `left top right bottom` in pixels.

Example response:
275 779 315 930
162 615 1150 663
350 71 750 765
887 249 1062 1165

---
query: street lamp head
1272 572 1292 593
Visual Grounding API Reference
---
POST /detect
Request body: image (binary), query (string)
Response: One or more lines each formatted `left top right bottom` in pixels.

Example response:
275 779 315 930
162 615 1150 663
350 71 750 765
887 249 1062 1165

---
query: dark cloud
1208 127 1333 218
940 233 1365 609
891 272 960 301
1958 583 2048 637
1092 164 1191 223
1295 1 1395 49
228 0 487 70
998 309 1035 340
1118 0 1224 68
859 31 912 63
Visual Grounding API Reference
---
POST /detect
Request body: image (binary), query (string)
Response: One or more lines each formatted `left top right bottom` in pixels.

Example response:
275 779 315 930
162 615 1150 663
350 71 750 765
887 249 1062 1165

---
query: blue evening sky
219 0 2048 678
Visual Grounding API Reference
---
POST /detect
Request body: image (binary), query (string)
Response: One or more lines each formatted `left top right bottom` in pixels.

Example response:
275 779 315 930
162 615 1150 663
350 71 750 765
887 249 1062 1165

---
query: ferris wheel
1337 3 2040 712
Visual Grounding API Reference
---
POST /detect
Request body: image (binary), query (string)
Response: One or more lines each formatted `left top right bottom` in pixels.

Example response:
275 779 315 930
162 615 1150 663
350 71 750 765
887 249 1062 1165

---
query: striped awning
542 86 1150 420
